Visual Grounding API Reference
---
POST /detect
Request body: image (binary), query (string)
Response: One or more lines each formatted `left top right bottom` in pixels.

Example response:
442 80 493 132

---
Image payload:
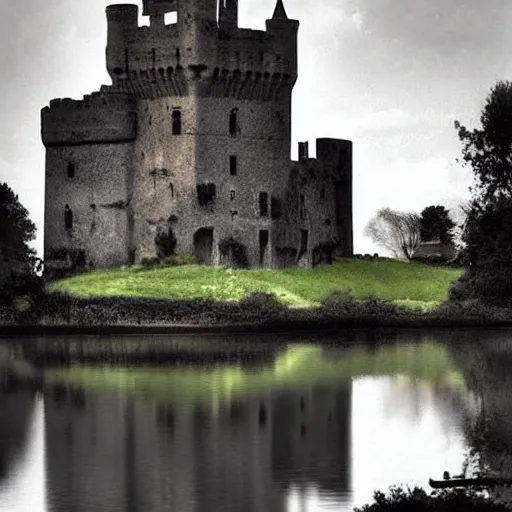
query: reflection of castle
43 381 352 511
42 0 353 273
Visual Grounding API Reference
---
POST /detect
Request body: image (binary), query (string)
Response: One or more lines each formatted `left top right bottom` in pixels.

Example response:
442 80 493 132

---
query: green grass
47 257 464 311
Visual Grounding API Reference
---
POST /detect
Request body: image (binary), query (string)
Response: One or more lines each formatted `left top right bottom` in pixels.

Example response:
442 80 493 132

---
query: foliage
354 485 508 512
154 223 177 259
0 182 42 305
46 258 462 310
419 205 456 244
218 237 249 268
455 80 512 206
364 208 421 260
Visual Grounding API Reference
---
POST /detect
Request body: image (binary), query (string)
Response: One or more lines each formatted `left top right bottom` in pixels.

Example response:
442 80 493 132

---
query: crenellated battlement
43 89 137 113
41 91 138 146
106 1 298 91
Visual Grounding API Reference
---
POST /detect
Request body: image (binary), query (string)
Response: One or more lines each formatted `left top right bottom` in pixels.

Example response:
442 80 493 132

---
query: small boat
429 476 512 489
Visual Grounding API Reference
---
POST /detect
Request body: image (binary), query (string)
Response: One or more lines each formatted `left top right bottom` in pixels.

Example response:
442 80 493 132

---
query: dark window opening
259 230 269 265
229 108 238 135
299 194 305 220
176 48 180 64
299 229 308 256
270 196 282 219
67 162 75 178
259 192 268 217
64 205 73 230
325 218 331 226
169 183 174 198
230 190 235 201
320 186 325 199
230 155 237 175
260 50 264 62
172 110 181 135
152 48 156 66
197 183 216 206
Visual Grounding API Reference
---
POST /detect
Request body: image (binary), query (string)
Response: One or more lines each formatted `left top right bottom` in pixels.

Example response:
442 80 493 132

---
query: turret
219 0 238 34
106 4 139 82
177 0 218 69
265 0 299 78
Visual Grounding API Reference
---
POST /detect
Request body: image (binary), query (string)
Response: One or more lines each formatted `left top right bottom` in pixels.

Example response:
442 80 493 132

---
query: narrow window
152 48 156 66
300 229 308 254
320 186 325 199
259 230 269 265
172 110 181 135
230 155 237 175
64 205 73 230
229 108 238 135
259 192 268 217
169 183 174 198
67 162 75 178
300 194 305 220
230 190 235 201
176 48 181 65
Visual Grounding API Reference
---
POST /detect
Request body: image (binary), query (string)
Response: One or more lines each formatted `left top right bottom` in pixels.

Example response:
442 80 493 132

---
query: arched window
64 205 73 230
229 108 238 135
172 110 181 135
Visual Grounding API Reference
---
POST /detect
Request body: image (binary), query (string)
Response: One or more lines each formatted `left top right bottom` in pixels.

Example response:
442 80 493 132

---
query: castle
42 0 353 273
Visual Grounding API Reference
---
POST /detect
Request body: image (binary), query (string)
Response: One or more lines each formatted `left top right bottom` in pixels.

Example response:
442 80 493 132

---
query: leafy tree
455 80 512 206
0 183 41 304
450 81 512 304
419 205 456 245
364 208 420 260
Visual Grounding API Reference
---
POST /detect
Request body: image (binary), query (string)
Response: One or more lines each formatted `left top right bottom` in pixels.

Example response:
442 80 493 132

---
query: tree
450 81 512 304
0 183 41 304
364 208 421 260
419 205 456 245
455 80 512 206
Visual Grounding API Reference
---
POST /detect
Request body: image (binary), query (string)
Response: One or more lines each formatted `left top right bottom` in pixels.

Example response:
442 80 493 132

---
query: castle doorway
193 228 213 264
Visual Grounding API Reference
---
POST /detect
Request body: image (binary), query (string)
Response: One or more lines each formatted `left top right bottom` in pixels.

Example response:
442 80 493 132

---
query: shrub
219 237 249 268
354 485 508 512
238 292 285 318
140 256 160 269
320 289 358 316
356 295 406 317
449 266 512 307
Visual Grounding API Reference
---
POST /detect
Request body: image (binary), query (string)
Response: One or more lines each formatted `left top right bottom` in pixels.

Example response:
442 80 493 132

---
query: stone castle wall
42 0 353 273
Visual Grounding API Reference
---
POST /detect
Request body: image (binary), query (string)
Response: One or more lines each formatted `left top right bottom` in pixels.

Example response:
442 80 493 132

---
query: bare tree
364 208 421 260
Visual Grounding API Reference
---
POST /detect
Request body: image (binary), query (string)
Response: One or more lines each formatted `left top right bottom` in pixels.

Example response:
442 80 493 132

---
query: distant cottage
42 0 353 274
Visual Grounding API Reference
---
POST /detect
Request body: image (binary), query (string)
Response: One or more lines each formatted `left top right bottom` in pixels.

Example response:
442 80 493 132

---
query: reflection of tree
0 370 36 483
447 336 512 507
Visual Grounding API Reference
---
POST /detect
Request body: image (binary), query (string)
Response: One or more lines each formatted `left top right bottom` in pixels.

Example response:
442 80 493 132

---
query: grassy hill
47 258 464 312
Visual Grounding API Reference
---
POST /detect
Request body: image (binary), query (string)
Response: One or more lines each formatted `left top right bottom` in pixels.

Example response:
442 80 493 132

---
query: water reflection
0 332 491 511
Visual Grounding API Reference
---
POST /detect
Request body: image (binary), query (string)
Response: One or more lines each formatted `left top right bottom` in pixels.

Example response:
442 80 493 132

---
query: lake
0 328 509 511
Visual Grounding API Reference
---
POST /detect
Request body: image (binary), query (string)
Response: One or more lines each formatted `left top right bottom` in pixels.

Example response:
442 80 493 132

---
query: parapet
106 4 139 25
41 91 138 146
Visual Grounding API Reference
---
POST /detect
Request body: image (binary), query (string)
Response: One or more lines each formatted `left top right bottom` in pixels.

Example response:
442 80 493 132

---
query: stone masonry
42 0 353 273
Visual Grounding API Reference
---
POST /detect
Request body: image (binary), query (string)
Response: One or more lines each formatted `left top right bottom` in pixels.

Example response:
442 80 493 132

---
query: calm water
0 328 509 512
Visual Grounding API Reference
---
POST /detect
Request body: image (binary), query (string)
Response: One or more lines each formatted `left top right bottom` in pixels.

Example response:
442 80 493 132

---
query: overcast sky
1 0 511 258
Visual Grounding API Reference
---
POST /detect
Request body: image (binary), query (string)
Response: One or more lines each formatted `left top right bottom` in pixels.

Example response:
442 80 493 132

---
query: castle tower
41 0 353 274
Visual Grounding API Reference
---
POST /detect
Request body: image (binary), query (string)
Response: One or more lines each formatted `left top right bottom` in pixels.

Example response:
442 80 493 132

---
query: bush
238 292 285 318
161 254 198 266
140 256 160 269
449 266 512 307
354 485 508 512
320 289 358 316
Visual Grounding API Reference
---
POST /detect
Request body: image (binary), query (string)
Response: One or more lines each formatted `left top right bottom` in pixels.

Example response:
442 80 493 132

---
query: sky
1 0 511 258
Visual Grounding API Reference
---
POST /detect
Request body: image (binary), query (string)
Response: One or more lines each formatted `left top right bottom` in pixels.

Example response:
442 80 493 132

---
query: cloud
355 108 416 136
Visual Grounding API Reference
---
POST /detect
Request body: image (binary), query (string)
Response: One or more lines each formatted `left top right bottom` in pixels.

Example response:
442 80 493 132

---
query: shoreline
2 316 512 337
